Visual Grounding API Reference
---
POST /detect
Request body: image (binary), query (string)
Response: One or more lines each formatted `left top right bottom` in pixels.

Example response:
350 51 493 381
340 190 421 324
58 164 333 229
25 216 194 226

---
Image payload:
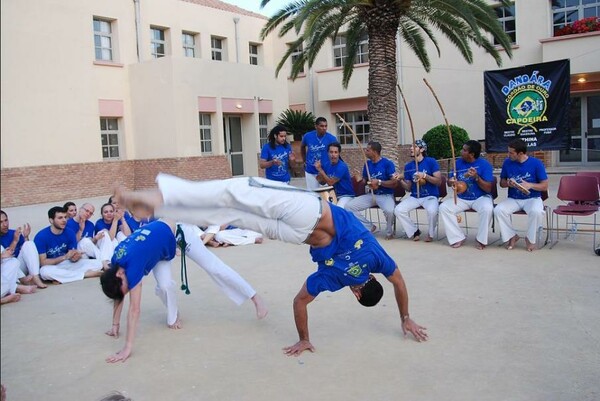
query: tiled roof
180 0 268 19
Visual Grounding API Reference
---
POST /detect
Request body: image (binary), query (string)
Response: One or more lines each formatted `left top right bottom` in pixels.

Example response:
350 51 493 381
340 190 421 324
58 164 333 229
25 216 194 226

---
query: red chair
550 175 599 251
576 171 600 191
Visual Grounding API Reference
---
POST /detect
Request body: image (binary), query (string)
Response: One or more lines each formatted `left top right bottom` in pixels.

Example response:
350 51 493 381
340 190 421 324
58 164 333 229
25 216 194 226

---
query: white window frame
199 113 213 154
211 36 224 61
100 117 121 160
337 111 369 146
290 43 305 74
259 114 269 147
552 0 600 34
94 18 114 61
249 43 260 66
151 27 166 58
182 31 197 58
494 3 516 45
333 34 368 67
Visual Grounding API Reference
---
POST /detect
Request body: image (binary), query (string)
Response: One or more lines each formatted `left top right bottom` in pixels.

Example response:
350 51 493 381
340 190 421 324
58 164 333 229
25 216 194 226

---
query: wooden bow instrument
397 84 420 198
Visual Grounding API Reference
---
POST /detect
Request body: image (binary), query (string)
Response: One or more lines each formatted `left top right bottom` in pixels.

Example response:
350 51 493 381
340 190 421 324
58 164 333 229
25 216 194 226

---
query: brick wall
0 156 231 207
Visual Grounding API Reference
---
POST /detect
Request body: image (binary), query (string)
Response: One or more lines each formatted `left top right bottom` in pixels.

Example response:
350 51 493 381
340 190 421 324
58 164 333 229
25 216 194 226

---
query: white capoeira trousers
156 174 321 245
156 223 258 324
494 197 545 244
214 228 262 246
394 196 439 238
1 257 22 297
13 241 41 276
39 258 103 284
439 196 494 245
345 193 395 236
78 234 114 263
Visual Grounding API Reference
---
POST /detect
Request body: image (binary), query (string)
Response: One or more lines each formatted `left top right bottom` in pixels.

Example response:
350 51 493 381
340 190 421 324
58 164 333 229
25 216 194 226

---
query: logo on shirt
354 239 363 250
347 263 363 278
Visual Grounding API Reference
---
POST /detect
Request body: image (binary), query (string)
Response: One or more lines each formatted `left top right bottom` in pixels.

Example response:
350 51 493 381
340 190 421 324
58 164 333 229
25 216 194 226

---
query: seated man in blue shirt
114 174 428 356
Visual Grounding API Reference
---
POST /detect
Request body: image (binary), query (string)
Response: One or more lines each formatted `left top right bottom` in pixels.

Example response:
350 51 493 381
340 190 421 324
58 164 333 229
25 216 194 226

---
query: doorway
559 94 600 165
223 115 244 176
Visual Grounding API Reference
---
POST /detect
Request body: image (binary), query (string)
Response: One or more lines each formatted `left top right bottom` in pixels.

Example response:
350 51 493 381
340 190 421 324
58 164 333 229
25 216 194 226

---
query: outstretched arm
105 299 125 338
386 268 428 342
106 283 142 363
283 282 316 356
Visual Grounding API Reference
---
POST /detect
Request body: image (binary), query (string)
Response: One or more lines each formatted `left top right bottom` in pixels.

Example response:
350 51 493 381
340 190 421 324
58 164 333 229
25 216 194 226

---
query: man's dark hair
367 141 382 155
328 142 342 152
464 140 482 159
63 201 76 210
358 278 384 307
267 125 290 149
0 210 7 219
108 195 115 204
48 206 66 219
100 265 125 302
508 138 527 154
315 117 327 126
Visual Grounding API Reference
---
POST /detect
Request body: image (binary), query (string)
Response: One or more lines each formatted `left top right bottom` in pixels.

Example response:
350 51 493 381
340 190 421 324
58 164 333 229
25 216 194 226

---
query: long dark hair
268 125 290 150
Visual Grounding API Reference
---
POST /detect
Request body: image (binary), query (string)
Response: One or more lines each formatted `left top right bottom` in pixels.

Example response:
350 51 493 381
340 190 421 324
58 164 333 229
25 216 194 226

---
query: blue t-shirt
66 218 95 239
0 230 25 257
95 218 122 234
112 220 176 290
450 158 494 201
302 130 337 175
306 204 396 296
363 157 396 195
260 142 293 182
500 156 548 199
324 160 355 197
34 227 78 258
404 157 440 198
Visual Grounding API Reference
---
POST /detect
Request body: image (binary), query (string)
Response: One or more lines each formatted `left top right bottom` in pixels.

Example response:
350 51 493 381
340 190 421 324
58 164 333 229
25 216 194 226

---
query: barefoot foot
32 275 47 289
451 239 465 248
525 238 536 252
252 294 268 320
1 293 21 304
168 315 182 329
476 241 486 250
505 234 520 250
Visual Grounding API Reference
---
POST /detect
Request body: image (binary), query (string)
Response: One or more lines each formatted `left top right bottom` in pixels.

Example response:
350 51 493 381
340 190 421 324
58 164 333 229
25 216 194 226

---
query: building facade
2 0 599 206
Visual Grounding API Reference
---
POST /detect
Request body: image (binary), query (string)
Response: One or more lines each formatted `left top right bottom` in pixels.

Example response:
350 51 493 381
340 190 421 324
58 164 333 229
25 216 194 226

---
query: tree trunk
363 3 402 166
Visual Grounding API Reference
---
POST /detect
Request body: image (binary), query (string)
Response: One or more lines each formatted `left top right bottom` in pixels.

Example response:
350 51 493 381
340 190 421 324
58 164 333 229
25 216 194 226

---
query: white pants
214 228 262 246
494 197 545 244
77 236 116 263
394 196 439 238
336 196 353 209
39 258 103 284
1 257 22 297
305 173 321 190
13 241 41 276
439 196 494 245
157 224 258 324
157 175 321 245
345 194 395 236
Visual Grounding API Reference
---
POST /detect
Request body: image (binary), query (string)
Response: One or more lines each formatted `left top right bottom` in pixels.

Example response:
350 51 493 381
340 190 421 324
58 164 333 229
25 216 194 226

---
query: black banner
484 59 570 152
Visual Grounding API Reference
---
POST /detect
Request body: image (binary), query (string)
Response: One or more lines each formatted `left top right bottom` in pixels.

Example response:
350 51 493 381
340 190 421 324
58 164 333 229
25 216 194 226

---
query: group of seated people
0 195 263 304
260 124 549 253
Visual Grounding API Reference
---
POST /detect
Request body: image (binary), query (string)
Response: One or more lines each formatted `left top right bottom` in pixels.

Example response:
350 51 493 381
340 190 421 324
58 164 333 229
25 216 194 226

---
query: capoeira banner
484 59 570 152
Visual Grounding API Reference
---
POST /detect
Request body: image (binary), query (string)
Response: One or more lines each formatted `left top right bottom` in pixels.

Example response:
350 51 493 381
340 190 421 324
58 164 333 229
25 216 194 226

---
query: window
337 111 369 145
249 43 259 65
495 3 516 44
333 34 369 67
552 0 600 35
100 118 120 159
151 27 166 58
211 37 224 61
182 32 196 57
290 43 305 74
94 18 113 61
259 114 269 147
199 113 213 154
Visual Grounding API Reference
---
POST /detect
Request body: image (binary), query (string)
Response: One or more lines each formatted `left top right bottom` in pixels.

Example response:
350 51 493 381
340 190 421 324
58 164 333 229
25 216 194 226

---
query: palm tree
260 0 513 159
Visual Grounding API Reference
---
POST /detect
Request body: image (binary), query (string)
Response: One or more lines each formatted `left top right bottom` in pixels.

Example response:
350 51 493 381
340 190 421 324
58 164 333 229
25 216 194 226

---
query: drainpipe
308 67 316 114
233 17 240 63
133 0 142 62
396 31 405 146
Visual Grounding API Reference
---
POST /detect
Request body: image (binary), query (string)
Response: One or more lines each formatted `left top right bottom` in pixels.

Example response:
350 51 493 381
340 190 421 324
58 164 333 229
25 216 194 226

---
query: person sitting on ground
494 138 548 252
34 206 106 284
314 142 355 208
394 139 442 242
67 203 113 265
100 217 267 363
95 203 128 244
1 246 37 304
63 201 77 219
439 140 494 250
0 210 46 288
108 195 133 238
114 174 428 357
212 224 263 247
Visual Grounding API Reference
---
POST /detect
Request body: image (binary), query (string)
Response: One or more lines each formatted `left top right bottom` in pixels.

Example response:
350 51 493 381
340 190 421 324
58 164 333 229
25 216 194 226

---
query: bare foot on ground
525 238 536 252
32 275 47 289
505 234 520 250
168 315 182 329
476 241 486 250
252 294 268 319
1 293 21 304
254 237 263 244
16 285 36 294
451 239 465 248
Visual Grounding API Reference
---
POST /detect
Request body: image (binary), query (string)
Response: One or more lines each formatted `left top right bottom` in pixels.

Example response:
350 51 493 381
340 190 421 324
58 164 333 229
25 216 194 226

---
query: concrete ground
1 172 599 401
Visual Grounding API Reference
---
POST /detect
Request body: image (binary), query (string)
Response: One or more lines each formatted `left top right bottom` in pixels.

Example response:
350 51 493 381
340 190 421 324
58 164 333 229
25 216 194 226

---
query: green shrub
276 109 316 141
422 124 470 160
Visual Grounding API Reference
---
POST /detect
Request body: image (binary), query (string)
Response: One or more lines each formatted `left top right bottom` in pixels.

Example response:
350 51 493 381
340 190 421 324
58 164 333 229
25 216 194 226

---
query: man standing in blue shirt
345 141 397 239
314 142 355 208
259 125 295 183
494 138 548 252
301 117 337 190
439 140 494 249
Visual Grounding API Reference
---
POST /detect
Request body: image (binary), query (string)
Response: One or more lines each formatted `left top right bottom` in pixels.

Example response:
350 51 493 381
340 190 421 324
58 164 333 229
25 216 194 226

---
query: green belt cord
175 225 191 295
